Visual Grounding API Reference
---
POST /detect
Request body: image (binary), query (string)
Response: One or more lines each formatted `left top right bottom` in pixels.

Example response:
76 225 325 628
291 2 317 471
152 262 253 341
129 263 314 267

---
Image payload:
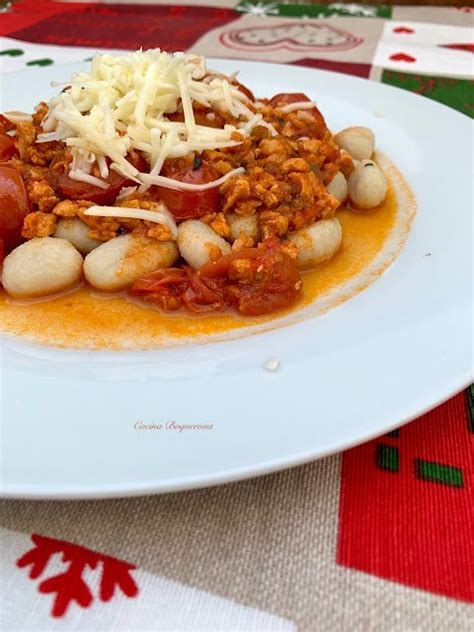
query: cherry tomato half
154 159 221 221
0 114 15 134
0 134 17 161
0 165 29 254
269 93 327 139
232 79 255 102
49 152 148 205
269 93 313 108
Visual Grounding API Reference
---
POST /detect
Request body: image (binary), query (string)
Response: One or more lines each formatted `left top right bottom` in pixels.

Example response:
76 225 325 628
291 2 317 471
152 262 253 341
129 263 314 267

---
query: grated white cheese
37 49 275 192
264 357 280 372
116 185 138 201
97 154 109 179
142 166 245 191
234 100 278 136
84 204 178 239
279 101 316 113
68 171 109 189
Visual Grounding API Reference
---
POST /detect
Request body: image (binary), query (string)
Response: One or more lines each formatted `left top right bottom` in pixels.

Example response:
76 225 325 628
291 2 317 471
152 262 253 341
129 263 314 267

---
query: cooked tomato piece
181 272 225 313
130 239 302 316
154 159 221 221
200 239 302 316
0 165 29 254
0 133 17 161
269 93 327 139
0 114 15 134
130 266 225 313
130 268 191 311
49 151 147 205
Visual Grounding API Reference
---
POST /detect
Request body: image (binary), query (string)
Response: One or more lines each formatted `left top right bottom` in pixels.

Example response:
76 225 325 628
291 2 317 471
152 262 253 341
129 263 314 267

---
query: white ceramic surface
0 60 472 499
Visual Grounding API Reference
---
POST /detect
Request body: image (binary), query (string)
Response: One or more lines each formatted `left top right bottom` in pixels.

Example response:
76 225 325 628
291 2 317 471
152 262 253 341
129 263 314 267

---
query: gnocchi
348 160 388 209
84 234 178 292
327 171 348 204
54 218 101 255
334 127 375 161
227 213 260 243
287 218 342 268
177 220 231 269
2 237 83 298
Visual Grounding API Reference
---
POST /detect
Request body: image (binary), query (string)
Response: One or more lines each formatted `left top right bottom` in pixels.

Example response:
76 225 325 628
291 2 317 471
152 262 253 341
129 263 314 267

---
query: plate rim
1 58 472 499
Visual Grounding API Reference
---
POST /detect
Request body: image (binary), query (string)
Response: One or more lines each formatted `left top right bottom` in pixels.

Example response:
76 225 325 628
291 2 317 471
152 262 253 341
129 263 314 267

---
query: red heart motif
389 52 417 63
393 27 415 34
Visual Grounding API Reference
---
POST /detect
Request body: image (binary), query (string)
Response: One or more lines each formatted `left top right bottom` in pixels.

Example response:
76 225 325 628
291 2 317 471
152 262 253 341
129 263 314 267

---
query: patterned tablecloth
0 2 473 630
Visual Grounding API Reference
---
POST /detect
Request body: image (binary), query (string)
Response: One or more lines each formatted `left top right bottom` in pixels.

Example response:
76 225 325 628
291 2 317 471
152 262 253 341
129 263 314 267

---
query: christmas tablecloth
0 2 473 630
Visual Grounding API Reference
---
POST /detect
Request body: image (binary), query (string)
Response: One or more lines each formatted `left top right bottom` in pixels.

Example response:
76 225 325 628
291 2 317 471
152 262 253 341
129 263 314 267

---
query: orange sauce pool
0 171 413 350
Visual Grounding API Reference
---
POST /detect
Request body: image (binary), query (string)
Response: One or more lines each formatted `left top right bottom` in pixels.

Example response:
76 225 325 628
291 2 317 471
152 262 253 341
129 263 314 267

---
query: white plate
0 60 472 499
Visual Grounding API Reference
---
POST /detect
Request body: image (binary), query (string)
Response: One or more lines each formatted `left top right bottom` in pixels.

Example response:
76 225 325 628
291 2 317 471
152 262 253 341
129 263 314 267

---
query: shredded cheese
264 357 280 372
279 101 316 113
68 171 109 189
142 167 245 191
116 186 138 201
37 49 274 192
84 204 178 239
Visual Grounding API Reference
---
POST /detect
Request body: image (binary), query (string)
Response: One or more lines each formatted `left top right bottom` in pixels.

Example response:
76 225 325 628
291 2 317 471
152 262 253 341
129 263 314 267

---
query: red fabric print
17 534 139 617
389 53 417 63
338 391 474 602
393 27 415 34
6 3 238 51
0 0 94 36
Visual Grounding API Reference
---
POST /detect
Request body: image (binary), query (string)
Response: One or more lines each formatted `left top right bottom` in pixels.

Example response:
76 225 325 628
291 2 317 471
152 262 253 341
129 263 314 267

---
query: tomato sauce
0 162 416 350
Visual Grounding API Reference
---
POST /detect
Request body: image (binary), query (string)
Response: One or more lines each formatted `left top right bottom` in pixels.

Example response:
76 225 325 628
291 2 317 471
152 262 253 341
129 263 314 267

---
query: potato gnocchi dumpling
287 218 342 268
348 160 388 209
2 237 83 298
54 218 101 255
177 220 231 269
227 213 260 244
334 126 375 161
84 234 178 292
327 172 348 205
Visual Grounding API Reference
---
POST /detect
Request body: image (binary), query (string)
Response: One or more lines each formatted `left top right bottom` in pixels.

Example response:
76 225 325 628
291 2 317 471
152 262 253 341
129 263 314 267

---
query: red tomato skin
154 161 220 221
269 93 327 139
130 240 302 317
232 79 255 102
0 134 17 161
49 152 147 205
0 165 29 253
